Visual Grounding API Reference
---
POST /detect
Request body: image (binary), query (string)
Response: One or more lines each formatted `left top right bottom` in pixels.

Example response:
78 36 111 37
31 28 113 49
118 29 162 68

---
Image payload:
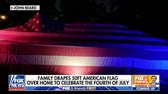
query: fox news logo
9 75 25 91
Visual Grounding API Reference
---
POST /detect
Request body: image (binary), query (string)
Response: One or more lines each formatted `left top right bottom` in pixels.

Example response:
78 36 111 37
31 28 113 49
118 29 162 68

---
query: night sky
0 0 167 40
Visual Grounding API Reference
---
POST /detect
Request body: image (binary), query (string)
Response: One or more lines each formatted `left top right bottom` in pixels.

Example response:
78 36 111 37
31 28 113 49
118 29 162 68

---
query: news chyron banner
8 75 159 91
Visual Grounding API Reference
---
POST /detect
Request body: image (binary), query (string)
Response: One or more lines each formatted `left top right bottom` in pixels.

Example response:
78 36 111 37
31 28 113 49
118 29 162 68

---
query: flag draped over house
0 13 168 85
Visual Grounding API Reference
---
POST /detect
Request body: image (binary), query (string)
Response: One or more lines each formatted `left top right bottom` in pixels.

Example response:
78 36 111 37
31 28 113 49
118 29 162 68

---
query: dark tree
60 0 108 22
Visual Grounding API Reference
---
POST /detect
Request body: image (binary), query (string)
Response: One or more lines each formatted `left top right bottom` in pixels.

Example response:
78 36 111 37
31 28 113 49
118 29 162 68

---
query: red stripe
0 43 116 56
0 43 168 60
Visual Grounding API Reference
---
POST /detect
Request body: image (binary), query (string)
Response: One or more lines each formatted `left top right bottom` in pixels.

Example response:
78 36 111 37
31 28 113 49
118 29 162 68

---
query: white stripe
8 55 168 70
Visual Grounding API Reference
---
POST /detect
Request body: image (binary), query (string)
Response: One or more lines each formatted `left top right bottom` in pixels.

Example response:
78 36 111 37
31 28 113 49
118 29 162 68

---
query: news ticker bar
8 75 160 91
10 5 40 11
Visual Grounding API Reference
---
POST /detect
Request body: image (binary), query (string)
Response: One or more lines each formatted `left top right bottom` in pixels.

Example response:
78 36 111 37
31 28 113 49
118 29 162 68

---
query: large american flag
0 13 168 85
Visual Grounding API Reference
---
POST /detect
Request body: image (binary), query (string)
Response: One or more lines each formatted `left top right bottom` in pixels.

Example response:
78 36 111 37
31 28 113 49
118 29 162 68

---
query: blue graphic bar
25 86 132 91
